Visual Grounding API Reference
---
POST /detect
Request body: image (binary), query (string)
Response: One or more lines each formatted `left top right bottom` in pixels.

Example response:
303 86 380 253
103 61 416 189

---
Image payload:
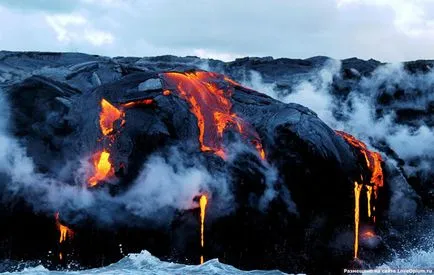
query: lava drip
55 212 74 244
335 130 384 221
366 185 373 218
354 182 362 259
161 72 265 160
199 195 208 264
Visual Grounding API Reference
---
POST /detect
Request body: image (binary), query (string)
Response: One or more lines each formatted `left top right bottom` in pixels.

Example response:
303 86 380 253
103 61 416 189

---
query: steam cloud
239 60 434 180
0 88 285 226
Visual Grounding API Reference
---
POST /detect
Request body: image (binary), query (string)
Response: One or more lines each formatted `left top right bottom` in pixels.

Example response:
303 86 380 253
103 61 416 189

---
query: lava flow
100 98 125 136
121 99 153 108
354 182 362 259
366 185 373 218
55 212 73 244
335 130 384 221
161 72 265 160
88 150 114 187
199 194 208 264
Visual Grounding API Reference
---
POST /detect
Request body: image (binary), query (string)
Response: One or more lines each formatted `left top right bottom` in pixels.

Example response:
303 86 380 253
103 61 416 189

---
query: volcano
0 52 427 274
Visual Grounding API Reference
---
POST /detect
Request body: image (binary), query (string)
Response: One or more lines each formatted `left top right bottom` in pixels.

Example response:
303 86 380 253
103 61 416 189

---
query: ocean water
0 251 288 275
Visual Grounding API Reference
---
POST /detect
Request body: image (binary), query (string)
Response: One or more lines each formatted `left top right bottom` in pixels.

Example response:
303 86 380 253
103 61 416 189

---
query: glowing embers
361 229 376 239
88 150 114 187
199 194 208 264
161 71 265 160
55 212 73 244
100 99 125 136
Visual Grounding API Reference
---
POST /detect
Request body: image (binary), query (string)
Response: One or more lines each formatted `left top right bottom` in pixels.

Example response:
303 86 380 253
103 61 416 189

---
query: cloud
1 0 434 61
45 14 114 46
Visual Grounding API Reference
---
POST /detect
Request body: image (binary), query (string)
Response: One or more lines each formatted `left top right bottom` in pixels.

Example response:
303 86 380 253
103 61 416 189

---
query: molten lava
336 131 384 222
88 150 114 187
199 195 208 248
361 230 376 239
199 195 208 264
99 99 125 136
335 131 384 193
161 72 265 160
55 212 73 244
121 99 153 108
354 182 362 259
366 185 373 218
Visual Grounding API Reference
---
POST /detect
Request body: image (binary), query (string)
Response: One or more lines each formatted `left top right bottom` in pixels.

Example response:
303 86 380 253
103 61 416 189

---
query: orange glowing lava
161 72 265 160
361 230 376 239
199 195 208 248
122 99 153 108
366 185 373 218
99 99 125 136
354 182 362 259
336 130 384 224
55 212 73 244
335 131 384 193
88 150 113 187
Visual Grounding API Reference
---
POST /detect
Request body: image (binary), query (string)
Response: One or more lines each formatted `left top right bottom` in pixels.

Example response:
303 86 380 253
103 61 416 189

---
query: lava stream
335 131 384 220
354 182 362 259
200 195 208 248
121 99 153 108
100 99 125 136
366 185 373 218
199 195 208 264
88 150 114 187
55 212 73 244
161 72 265 160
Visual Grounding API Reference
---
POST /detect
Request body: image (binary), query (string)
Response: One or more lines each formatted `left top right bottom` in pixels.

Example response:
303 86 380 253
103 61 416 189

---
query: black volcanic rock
0 51 428 274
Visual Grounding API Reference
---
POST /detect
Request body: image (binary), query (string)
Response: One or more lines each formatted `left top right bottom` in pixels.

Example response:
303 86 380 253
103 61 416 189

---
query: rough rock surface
0 51 429 274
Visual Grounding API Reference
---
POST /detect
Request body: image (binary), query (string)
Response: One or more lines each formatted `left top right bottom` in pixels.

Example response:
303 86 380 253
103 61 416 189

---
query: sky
0 0 433 62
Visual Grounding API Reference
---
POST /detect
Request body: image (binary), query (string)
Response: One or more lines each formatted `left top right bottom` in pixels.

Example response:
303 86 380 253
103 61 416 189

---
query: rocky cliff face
0 51 430 274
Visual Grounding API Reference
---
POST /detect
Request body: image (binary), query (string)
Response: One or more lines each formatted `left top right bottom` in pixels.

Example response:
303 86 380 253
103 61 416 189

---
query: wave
0 251 287 275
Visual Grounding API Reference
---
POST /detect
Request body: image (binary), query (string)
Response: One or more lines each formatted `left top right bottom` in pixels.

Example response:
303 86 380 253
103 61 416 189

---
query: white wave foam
0 250 287 275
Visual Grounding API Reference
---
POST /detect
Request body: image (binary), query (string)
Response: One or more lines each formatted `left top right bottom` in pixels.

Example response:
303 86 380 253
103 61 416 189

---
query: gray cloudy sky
0 0 433 61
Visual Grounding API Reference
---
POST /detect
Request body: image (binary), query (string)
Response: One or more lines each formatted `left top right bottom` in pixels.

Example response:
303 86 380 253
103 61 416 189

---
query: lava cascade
353 182 362 259
335 130 384 259
199 195 208 264
55 212 73 244
161 72 265 160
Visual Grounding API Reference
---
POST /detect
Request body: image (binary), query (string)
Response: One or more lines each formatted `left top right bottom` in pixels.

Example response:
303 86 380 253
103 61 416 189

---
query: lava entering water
55 212 73 244
161 72 265 160
354 182 362 259
199 195 208 264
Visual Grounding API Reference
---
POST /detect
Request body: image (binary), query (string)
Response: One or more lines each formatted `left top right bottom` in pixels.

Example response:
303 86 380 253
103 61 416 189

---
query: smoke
239 60 434 180
0 89 288 226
